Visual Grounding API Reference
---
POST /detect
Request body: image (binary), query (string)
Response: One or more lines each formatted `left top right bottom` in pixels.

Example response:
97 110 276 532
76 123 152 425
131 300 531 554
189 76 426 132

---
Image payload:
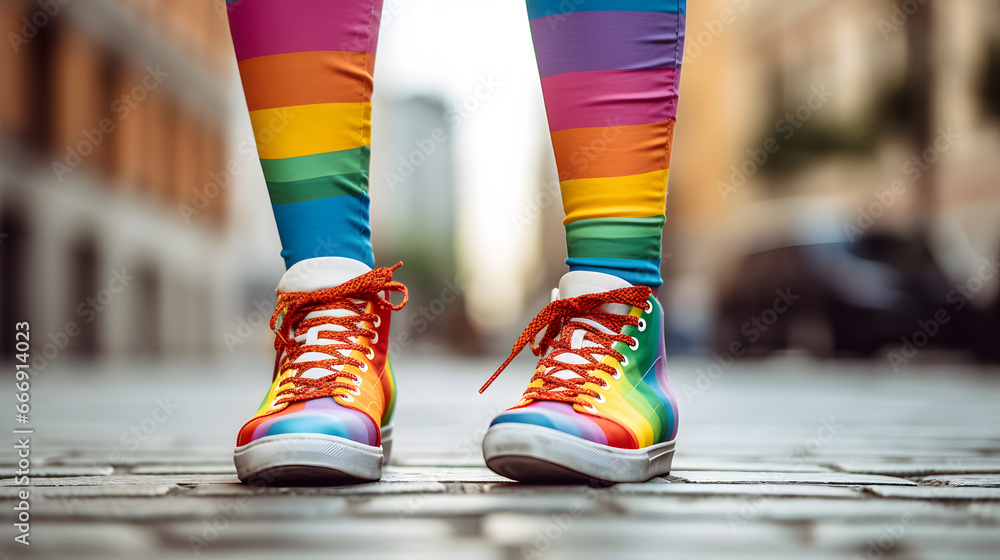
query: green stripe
568 237 661 261
616 336 664 440
260 146 370 185
630 381 667 441
266 173 367 205
622 305 669 441
566 216 664 261
565 215 665 241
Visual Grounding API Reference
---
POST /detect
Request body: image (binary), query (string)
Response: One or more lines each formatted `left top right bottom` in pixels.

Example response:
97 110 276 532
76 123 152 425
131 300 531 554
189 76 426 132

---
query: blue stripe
271 194 374 269
491 411 582 437
527 0 686 20
267 415 350 439
639 358 675 443
566 257 662 287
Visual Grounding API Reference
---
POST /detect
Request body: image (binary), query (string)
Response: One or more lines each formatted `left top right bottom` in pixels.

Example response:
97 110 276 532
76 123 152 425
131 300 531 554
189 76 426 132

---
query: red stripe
589 414 638 449
541 68 679 132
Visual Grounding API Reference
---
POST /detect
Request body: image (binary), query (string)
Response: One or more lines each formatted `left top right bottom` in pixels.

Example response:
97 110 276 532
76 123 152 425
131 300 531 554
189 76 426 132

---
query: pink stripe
540 67 679 132
526 401 610 445
227 0 384 61
251 402 377 446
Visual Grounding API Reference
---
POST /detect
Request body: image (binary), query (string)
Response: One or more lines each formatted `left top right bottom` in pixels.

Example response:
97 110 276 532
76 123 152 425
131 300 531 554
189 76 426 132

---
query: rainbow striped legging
227 0 685 287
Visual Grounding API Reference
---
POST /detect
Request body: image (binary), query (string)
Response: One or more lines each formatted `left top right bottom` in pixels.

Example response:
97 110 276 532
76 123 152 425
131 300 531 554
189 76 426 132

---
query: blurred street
2 353 999 559
3 1 1000 558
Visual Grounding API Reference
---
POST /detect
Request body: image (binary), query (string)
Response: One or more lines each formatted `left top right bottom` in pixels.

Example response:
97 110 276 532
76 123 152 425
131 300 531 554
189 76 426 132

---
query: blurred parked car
713 231 999 361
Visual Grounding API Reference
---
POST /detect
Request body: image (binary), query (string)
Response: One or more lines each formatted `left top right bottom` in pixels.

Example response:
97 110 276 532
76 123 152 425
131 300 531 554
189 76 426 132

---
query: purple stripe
529 401 609 445
540 67 679 131
228 0 384 61
252 398 377 445
530 11 684 78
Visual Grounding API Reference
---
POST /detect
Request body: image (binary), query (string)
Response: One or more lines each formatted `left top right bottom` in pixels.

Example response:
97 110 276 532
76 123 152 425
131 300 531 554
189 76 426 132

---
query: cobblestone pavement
2 353 999 559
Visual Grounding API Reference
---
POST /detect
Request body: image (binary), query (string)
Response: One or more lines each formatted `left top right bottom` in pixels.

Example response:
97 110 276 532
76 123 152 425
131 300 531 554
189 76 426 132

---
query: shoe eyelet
643 302 653 314
628 336 639 351
349 386 361 396
583 404 598 414
359 361 369 373
365 347 375 360
373 315 382 328
611 370 622 381
370 332 379 344
637 318 647 332
600 380 610 391
339 393 355 403
594 393 606 404
353 376 363 387
621 355 629 367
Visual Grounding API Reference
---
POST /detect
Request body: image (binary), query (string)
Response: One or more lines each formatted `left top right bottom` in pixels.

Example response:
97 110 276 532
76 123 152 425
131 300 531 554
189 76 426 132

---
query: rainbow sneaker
233 257 407 485
480 271 678 484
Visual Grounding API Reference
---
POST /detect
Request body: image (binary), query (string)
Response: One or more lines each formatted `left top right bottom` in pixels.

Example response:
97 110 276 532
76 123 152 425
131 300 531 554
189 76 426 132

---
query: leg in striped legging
528 0 685 288
479 0 685 485
227 0 406 486
227 0 383 269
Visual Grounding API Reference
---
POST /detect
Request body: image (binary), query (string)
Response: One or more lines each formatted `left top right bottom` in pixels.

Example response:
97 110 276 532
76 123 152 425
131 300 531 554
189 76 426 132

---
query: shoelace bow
479 286 652 406
270 262 408 406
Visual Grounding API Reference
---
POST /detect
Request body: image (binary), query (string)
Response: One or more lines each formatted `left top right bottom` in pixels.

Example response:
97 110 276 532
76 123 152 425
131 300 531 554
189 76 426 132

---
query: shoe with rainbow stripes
233 257 407 485
480 271 678 484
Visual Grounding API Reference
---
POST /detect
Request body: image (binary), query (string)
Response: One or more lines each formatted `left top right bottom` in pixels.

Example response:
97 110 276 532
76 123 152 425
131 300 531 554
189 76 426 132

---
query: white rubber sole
482 423 674 485
234 425 392 486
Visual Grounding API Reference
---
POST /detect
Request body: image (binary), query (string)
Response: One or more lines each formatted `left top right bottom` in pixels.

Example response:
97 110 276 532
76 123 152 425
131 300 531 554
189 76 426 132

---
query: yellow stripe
598 355 656 447
561 168 669 225
523 363 654 447
250 373 292 420
250 102 371 159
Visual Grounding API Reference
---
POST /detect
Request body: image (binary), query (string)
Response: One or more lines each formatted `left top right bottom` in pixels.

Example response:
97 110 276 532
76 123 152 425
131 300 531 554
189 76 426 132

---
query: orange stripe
551 120 675 180
238 51 375 112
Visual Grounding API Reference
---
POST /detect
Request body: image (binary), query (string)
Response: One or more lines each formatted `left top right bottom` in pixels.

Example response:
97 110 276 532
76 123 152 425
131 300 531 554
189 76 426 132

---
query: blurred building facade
674 0 1000 265
669 0 1000 354
369 94 481 353
0 0 238 362
525 0 1000 356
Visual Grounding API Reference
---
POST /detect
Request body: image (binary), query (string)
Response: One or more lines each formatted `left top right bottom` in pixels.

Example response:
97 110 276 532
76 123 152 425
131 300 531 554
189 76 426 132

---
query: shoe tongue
546 271 636 385
558 271 633 315
278 257 373 292
277 257 374 380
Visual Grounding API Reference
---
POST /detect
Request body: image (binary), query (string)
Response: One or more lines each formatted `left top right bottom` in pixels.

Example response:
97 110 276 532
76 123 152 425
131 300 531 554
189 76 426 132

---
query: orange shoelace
270 262 408 406
479 286 652 406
